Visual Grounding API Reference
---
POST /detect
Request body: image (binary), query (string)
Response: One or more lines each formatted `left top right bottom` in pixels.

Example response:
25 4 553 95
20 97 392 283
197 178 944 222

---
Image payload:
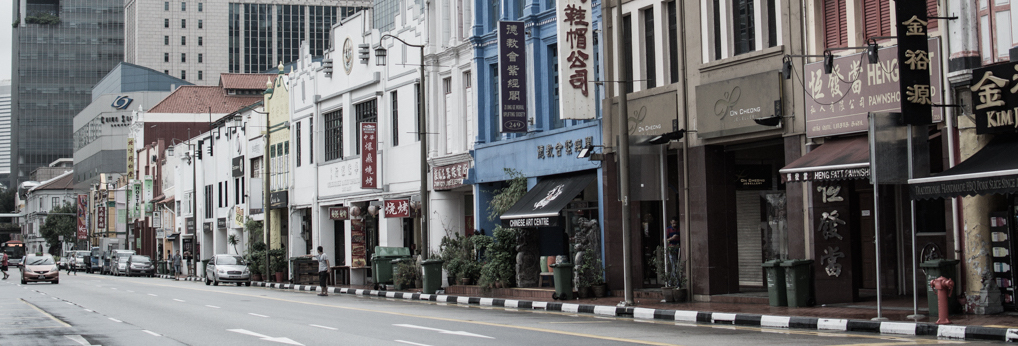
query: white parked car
205 255 251 286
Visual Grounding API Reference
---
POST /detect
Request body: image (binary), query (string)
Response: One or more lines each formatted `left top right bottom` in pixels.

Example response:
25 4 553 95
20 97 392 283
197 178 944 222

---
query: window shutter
824 0 847 48
864 0 890 39
927 0 938 31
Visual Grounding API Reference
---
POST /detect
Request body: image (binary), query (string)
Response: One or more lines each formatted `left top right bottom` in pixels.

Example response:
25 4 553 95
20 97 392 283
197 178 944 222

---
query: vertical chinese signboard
126 138 135 180
97 204 106 231
895 0 932 125
77 195 88 240
351 219 367 267
360 122 377 189
557 0 594 119
812 182 854 304
384 199 410 218
499 21 528 132
970 61 1018 134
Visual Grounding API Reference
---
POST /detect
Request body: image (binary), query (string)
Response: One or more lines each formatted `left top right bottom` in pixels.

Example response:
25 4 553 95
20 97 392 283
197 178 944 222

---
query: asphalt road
0 269 998 346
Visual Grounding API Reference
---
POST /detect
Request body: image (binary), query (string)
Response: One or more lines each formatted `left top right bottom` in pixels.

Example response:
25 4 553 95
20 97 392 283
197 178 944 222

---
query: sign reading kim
804 38 942 138
969 61 1018 134
557 0 594 120
499 21 528 132
695 71 781 138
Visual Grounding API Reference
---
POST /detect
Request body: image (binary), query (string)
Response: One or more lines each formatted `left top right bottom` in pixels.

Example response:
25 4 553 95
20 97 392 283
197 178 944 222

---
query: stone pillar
515 228 540 287
958 115 1004 314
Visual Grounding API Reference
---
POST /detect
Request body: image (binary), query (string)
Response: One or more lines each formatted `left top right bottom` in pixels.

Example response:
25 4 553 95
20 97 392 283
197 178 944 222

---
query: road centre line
130 280 921 346
309 324 337 330
395 341 432 346
109 318 122 323
143 330 161 336
148 294 157 296
206 305 220 309
173 299 185 302
249 313 269 318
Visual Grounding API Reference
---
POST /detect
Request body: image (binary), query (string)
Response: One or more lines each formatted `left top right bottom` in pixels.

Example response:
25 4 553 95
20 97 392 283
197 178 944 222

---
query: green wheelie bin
762 260 787 307
422 259 444 294
550 263 574 300
921 259 960 317
781 259 814 307
371 246 411 290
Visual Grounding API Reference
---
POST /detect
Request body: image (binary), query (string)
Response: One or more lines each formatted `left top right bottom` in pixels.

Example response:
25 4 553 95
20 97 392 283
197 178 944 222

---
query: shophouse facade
469 0 605 288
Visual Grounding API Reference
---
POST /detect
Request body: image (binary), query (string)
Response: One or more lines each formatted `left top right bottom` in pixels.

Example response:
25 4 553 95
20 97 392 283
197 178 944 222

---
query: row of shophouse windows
164 19 202 29
163 36 203 46
165 2 202 12
164 53 202 63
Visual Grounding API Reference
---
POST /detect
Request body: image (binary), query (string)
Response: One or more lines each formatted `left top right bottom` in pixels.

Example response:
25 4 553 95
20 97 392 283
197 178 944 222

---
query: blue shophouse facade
470 0 604 265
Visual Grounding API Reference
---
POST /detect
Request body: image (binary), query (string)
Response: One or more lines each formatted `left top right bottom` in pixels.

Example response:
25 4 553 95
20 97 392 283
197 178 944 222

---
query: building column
687 145 738 296
958 116 1004 314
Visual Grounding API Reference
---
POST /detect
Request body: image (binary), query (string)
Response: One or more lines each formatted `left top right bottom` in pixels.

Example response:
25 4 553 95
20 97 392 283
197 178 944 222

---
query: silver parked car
126 255 155 277
205 254 251 286
113 256 129 276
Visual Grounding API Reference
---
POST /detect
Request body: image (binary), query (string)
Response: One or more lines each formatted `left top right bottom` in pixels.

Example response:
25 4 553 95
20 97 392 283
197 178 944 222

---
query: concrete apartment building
0 80 11 187
124 0 372 86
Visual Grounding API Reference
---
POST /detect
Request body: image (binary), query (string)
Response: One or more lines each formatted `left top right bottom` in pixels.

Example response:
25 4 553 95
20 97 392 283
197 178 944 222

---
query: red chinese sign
360 122 377 189
384 199 410 218
329 207 350 220
77 195 88 240
433 162 470 190
97 205 107 231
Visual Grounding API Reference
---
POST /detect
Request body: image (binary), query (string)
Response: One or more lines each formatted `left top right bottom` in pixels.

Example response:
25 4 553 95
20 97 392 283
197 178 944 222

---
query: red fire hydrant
930 276 954 325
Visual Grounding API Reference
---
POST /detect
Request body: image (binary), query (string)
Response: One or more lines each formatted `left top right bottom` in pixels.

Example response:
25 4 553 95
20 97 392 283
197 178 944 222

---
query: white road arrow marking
393 324 494 339
227 329 304 345
147 294 157 297
108 318 122 323
205 305 220 309
309 324 336 330
395 341 432 346
249 313 269 318
65 334 100 346
173 299 185 302
143 330 160 336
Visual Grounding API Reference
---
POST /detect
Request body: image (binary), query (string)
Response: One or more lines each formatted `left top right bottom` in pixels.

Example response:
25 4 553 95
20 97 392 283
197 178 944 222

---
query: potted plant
585 252 608 298
654 245 685 302
477 227 516 292
268 248 287 283
394 259 420 290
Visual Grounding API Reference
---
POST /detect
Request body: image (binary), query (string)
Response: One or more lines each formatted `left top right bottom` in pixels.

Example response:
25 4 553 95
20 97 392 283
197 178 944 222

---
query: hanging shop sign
232 156 245 177
186 217 195 234
557 0 594 120
433 162 470 190
329 207 350 220
695 71 782 138
804 38 942 137
233 205 245 228
969 61 1018 134
217 218 227 230
97 205 107 230
619 89 679 136
384 199 411 218
895 0 932 125
811 182 855 304
203 222 212 232
270 191 288 209
499 20 528 132
77 195 88 240
360 122 378 189
126 138 135 180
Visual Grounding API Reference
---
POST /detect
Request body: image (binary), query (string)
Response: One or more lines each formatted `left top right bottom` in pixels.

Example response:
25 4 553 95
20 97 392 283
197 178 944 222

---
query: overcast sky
1 8 11 81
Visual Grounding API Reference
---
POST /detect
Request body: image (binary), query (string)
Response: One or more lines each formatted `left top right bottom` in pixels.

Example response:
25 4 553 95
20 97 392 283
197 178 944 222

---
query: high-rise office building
124 0 370 86
0 80 11 187
11 0 125 188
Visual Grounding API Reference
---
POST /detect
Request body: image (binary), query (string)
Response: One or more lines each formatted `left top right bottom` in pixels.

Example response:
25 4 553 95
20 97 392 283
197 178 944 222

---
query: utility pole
612 0 634 306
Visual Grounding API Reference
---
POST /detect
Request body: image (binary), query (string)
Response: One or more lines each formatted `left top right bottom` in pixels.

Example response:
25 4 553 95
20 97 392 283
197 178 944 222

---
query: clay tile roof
220 73 278 90
148 85 264 114
33 172 74 191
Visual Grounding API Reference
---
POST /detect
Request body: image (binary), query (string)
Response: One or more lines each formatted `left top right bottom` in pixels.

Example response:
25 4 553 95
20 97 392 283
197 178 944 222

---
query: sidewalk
237 278 1018 342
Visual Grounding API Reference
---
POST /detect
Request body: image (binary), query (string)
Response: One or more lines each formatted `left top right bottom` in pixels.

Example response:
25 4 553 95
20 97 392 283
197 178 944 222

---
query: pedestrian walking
665 217 681 278
1 251 9 280
305 246 331 296
67 253 78 275
172 251 182 280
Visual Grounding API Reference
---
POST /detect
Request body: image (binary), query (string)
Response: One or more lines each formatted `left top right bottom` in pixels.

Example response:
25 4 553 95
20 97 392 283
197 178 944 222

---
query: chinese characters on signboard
557 0 594 120
433 162 470 190
499 21 528 132
329 207 350 220
361 122 378 189
126 138 135 180
804 38 942 138
97 205 106 231
384 199 411 218
969 61 1018 134
895 0 932 125
811 183 855 304
77 195 88 240
351 219 367 267
537 137 594 159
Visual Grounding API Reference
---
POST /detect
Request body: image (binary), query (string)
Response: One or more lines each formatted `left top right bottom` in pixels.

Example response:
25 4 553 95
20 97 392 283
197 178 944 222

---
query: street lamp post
375 34 429 258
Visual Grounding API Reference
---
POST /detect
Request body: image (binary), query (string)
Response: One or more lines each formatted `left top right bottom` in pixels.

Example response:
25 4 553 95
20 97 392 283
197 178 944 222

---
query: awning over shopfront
166 233 180 240
910 135 1018 200
779 136 871 183
500 172 596 228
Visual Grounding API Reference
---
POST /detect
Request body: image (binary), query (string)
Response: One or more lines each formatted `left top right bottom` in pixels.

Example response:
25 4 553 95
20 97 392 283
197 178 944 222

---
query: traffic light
358 44 370 64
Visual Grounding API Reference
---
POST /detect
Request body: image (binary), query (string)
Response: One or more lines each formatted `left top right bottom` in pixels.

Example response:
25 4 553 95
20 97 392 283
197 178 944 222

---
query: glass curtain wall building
11 0 125 187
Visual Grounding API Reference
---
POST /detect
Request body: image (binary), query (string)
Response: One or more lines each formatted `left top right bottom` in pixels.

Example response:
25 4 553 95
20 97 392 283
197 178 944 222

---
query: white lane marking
65 302 74 305
395 341 432 346
147 294 157 297
83 309 93 313
127 290 134 293
143 330 161 336
109 318 122 323
205 305 220 309
309 324 337 330
249 313 269 318
65 335 95 346
173 299 185 302
393 324 494 339
110 288 117 290
52 297 58 300
227 329 303 345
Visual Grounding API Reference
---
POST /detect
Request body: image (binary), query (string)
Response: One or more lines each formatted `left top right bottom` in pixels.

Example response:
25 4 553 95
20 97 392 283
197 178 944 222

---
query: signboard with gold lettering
970 61 1018 134
895 0 932 125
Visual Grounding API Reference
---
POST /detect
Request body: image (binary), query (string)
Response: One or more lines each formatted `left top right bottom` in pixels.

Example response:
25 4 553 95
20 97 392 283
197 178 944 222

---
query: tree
40 203 76 255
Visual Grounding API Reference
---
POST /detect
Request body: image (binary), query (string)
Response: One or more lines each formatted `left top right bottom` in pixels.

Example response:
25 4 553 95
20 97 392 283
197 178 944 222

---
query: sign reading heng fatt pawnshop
804 38 942 138
499 21 528 133
970 61 1018 134
556 0 594 120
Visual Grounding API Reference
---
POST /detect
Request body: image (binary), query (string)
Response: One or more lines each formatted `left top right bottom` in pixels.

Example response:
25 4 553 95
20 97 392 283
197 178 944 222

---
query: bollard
929 276 954 325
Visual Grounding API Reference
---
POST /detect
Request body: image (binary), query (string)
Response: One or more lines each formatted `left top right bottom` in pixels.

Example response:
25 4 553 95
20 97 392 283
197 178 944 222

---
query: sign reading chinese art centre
499 21 528 133
557 0 594 120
